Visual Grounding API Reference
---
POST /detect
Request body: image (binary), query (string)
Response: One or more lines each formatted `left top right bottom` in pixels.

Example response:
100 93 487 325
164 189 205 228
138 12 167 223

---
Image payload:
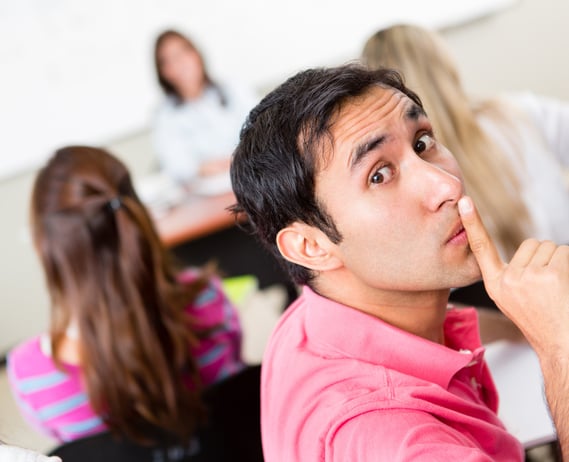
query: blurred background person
361 23 569 262
7 146 244 444
152 29 259 187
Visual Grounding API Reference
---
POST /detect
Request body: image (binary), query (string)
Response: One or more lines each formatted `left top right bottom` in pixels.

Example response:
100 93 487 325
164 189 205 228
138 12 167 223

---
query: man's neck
314 277 450 344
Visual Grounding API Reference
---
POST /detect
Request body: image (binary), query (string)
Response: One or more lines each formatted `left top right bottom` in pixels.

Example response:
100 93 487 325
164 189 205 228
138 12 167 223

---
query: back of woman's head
32 146 205 442
362 24 531 258
362 23 460 81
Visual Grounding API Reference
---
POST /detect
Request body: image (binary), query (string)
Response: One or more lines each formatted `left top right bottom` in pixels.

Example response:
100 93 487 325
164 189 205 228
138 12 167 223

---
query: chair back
48 365 263 461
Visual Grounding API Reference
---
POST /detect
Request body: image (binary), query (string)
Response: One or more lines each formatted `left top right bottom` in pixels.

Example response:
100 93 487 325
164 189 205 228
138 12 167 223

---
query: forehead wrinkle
316 89 418 177
336 89 406 170
350 135 388 170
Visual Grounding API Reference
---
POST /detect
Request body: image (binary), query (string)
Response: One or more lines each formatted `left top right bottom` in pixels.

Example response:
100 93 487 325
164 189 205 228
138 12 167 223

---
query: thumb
458 196 504 282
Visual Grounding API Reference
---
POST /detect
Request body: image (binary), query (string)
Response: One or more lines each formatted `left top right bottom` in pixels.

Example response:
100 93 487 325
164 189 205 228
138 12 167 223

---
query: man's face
314 86 481 299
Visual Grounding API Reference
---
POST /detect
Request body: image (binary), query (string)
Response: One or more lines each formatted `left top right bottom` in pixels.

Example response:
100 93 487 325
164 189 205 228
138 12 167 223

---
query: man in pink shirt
230 65 569 460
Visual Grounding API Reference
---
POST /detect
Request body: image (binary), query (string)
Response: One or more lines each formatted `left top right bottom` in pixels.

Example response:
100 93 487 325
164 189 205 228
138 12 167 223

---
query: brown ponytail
32 146 209 442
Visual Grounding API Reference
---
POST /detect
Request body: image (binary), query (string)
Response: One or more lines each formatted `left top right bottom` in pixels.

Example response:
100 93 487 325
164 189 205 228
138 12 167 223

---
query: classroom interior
1 0 568 459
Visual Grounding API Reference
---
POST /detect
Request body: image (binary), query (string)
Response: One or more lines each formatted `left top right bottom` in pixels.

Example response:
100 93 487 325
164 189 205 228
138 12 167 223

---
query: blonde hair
362 24 531 258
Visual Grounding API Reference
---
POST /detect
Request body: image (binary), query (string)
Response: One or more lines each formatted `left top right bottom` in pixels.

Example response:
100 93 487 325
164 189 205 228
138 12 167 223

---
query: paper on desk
484 340 556 448
191 171 233 197
134 172 186 216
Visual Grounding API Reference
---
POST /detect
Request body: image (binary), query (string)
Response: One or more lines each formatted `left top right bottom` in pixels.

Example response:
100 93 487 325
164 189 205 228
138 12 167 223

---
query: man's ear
276 222 342 272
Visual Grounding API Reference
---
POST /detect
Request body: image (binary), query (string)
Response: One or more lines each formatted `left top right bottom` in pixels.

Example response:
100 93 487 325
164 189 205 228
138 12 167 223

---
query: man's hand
458 196 569 356
459 195 569 456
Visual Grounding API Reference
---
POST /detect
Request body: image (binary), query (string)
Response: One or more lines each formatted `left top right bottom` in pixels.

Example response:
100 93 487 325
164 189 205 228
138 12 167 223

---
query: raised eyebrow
349 102 426 170
350 135 387 170
405 102 427 121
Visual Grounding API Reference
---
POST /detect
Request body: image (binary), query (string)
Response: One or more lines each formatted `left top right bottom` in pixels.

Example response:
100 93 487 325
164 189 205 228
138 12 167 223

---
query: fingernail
458 197 472 215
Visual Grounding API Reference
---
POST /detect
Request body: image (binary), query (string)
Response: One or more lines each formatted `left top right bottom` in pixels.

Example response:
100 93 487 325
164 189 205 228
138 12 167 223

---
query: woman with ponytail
7 146 244 443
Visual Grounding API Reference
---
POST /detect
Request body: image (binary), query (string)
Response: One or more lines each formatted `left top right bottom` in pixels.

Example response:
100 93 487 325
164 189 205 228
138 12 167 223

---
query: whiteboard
0 0 515 180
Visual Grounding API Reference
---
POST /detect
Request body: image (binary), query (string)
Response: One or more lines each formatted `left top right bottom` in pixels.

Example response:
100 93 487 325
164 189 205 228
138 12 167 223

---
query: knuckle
520 238 539 250
558 245 569 259
500 270 518 289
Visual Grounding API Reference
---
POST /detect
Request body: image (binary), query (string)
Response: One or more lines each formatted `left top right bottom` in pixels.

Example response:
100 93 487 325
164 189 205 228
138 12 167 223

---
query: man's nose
410 157 463 212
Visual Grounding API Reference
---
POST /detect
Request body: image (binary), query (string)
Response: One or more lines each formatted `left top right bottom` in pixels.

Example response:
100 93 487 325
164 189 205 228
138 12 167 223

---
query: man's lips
446 223 466 244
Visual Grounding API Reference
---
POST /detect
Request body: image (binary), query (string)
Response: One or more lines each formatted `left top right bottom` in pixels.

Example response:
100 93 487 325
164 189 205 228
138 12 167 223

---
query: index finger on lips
458 196 504 280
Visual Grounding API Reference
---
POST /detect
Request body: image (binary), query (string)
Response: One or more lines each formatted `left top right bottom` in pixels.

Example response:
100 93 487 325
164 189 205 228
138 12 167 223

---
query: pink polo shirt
261 286 524 461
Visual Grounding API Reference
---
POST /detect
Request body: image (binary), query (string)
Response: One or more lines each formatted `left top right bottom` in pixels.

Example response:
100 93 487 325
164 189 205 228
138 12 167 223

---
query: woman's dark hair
230 64 423 286
154 29 226 106
31 146 209 443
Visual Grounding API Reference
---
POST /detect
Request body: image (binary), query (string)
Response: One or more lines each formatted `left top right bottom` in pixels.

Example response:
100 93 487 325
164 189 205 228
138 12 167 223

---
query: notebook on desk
191 171 232 197
134 172 187 217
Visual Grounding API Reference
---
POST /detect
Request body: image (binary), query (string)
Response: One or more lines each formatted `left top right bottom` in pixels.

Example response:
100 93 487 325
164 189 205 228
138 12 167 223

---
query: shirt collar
303 286 484 389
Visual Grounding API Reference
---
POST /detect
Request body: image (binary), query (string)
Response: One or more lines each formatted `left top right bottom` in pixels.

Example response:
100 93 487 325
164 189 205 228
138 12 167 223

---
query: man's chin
451 259 483 289
455 267 483 289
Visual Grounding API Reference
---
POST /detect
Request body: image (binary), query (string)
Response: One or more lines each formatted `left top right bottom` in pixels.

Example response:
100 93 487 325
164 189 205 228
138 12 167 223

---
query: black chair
449 280 497 310
48 364 263 462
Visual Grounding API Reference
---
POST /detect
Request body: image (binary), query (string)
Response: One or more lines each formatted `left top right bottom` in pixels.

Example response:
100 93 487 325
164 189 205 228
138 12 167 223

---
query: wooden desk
153 190 298 305
154 192 238 248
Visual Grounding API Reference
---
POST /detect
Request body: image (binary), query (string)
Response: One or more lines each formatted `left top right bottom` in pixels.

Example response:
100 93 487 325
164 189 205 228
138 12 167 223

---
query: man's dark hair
230 64 423 286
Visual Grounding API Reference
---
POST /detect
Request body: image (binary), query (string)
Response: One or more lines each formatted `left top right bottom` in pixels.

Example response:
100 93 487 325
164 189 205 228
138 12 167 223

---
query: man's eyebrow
350 135 387 169
405 102 427 121
348 101 426 170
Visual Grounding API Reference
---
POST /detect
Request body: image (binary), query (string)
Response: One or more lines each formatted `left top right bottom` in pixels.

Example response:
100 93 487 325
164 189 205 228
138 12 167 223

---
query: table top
153 191 239 247
485 340 556 448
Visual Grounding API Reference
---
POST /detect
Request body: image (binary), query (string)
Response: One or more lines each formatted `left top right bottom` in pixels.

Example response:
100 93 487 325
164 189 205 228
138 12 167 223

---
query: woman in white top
152 30 259 185
361 24 569 260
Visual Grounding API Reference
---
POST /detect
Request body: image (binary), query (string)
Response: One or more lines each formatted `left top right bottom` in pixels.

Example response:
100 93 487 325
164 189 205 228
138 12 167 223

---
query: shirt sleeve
329 410 513 462
185 275 245 385
515 92 569 168
6 352 60 441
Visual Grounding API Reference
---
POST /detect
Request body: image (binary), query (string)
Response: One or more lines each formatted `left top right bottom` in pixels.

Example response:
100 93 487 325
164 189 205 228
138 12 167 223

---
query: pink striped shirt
7 270 243 442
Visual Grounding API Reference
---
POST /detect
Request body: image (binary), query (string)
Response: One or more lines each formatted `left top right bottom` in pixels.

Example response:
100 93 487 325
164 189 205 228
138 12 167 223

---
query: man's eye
370 165 393 184
414 134 436 154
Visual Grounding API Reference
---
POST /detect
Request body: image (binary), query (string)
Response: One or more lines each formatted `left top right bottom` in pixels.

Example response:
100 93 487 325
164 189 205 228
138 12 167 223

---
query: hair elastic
108 197 122 212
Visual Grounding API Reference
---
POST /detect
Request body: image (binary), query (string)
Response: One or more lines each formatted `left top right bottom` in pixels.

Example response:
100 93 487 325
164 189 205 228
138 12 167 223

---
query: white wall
0 0 513 180
1 0 568 354
442 0 569 101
